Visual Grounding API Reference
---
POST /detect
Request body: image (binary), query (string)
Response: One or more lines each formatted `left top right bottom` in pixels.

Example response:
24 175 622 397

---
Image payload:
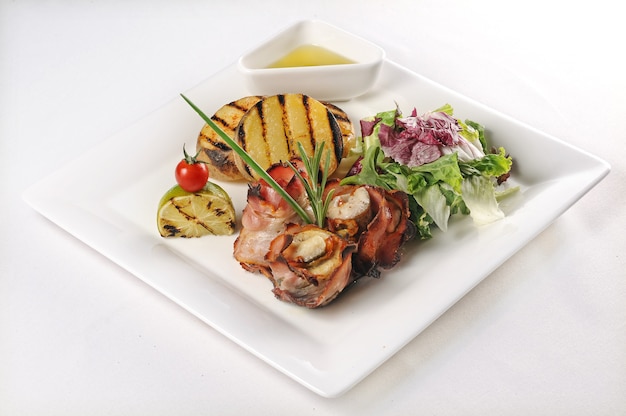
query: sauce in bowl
238 20 385 101
267 45 355 68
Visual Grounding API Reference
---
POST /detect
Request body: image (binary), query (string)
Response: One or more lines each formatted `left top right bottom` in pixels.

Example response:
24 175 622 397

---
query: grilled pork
234 162 414 307
233 162 310 276
266 224 357 308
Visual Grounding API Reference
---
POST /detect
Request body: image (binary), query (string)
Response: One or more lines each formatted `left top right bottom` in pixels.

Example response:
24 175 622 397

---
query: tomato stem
182 143 207 165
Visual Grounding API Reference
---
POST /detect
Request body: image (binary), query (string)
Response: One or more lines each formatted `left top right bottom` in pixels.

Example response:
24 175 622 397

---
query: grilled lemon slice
157 182 236 237
234 93 344 181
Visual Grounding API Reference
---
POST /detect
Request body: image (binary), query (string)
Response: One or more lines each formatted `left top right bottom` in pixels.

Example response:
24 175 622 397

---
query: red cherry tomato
175 145 209 192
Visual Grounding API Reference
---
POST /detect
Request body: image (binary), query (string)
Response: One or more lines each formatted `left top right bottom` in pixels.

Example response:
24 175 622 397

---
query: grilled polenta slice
234 94 344 181
196 95 263 181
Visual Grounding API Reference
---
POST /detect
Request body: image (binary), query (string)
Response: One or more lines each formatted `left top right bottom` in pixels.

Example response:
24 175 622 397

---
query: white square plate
23 56 609 397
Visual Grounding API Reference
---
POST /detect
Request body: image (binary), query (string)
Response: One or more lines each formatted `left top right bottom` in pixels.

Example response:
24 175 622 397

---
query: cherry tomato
175 145 209 192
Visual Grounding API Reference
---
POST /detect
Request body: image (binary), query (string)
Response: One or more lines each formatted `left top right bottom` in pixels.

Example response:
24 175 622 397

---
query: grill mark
260 99 271 169
282 95 294 157
327 109 343 160
211 115 236 131
163 224 180 237
229 96 263 112
201 134 231 151
329 109 350 124
205 116 234 151
302 95 317 155
237 112 254 179
173 201 198 224
322 102 350 123
206 140 231 152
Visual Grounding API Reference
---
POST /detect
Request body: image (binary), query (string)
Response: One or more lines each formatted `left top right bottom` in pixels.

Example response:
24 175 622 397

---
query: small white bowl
237 20 385 101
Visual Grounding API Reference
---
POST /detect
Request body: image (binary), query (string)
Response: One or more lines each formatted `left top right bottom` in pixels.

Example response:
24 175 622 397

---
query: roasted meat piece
352 186 414 277
233 162 309 275
234 161 414 307
326 185 414 278
266 223 357 308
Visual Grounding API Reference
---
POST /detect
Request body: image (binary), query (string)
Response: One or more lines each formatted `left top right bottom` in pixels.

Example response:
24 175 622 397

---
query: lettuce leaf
460 147 512 177
461 175 505 225
341 104 515 239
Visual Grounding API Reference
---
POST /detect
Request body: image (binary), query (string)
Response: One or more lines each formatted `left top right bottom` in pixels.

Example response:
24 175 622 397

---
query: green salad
341 104 517 239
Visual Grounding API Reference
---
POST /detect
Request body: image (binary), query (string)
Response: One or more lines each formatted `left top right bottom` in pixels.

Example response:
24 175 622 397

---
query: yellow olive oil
267 44 355 68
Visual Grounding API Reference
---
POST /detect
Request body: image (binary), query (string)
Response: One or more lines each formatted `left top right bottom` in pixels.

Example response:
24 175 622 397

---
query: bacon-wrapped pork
233 162 310 276
326 183 414 277
266 223 357 308
234 161 414 308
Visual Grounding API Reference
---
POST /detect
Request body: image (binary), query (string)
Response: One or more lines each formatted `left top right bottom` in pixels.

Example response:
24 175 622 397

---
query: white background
1 1 624 414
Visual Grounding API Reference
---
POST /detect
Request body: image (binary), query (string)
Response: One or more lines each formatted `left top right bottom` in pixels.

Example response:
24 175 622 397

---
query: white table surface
2 1 624 414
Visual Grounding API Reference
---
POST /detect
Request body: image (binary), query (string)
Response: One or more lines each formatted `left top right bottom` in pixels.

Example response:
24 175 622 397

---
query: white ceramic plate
23 58 609 398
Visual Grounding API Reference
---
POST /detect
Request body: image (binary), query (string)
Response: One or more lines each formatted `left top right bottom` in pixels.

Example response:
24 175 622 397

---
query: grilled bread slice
196 95 263 181
234 94 344 181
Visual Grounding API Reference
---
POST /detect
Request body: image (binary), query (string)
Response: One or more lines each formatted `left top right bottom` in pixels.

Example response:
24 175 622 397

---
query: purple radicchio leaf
360 117 380 137
380 110 462 167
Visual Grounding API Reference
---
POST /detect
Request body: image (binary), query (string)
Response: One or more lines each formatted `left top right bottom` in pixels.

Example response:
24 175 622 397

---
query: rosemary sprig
181 94 311 224
288 142 335 228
